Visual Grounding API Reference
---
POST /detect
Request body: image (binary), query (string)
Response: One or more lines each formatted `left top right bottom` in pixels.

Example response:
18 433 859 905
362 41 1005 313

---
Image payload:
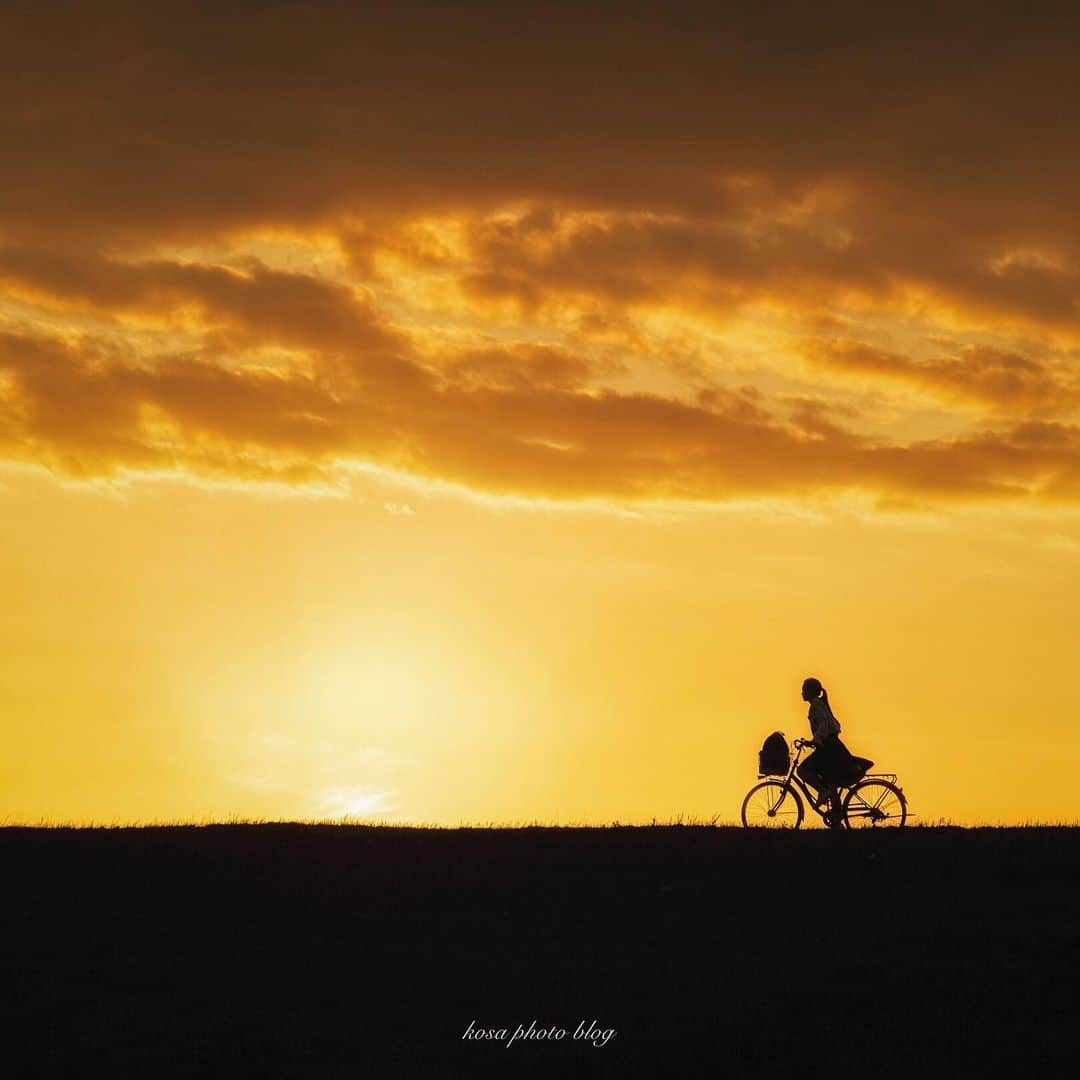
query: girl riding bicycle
796 677 869 808
740 680 901 828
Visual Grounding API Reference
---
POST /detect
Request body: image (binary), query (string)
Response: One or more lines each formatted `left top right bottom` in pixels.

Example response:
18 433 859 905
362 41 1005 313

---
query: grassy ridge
3 824 1077 1073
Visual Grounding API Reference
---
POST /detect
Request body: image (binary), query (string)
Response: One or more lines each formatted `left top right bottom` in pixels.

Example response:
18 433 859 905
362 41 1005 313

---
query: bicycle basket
758 731 790 777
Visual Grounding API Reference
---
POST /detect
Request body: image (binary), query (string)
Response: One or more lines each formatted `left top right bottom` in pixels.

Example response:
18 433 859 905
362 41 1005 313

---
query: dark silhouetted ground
2 824 1077 1075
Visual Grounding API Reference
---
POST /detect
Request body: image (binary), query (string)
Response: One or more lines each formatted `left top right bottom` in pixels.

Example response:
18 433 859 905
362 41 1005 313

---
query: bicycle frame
765 741 875 821
766 743 834 820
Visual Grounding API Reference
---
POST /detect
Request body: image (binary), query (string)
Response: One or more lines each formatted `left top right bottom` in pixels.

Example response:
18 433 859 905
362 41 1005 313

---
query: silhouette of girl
797 677 867 810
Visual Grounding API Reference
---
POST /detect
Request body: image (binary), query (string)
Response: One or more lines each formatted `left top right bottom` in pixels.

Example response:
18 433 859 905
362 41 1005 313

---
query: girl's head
801 677 823 702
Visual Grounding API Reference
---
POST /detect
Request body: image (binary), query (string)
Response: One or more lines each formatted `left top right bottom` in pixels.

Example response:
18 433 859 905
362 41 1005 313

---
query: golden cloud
2 3 1080 507
2 326 1078 505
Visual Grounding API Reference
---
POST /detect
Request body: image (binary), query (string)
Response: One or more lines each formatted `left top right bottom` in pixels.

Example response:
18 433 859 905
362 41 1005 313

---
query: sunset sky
2 2 1077 825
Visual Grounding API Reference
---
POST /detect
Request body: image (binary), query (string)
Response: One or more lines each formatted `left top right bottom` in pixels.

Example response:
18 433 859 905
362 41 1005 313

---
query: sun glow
294 640 445 738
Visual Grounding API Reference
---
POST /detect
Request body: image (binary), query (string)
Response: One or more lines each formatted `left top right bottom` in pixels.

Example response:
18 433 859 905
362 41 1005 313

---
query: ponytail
820 685 838 722
803 675 840 723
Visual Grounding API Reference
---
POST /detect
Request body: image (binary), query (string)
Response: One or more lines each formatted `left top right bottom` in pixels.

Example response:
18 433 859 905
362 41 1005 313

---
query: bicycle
740 737 907 829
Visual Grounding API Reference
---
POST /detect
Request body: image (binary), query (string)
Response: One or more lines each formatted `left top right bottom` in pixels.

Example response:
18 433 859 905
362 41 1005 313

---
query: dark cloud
2 2 1080 248
804 339 1080 415
436 207 1080 334
0 246 403 355
439 344 600 391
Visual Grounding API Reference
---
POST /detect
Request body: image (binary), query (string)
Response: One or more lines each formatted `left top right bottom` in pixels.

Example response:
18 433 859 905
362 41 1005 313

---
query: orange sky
1 3 1078 825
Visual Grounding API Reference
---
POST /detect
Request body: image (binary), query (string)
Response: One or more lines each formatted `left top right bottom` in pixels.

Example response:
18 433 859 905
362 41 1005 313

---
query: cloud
381 206 1080 338
2 327 1078 506
0 246 403 356
3 3 1080 251
803 339 1080 416
3 3 1080 509
438 343 601 391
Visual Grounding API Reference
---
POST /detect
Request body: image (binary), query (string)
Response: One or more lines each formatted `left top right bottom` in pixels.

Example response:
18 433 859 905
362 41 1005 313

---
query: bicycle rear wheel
741 780 804 829
841 779 907 828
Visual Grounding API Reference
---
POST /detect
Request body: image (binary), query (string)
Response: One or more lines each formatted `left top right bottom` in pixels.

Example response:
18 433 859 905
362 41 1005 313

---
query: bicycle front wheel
741 780 804 829
841 779 907 828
